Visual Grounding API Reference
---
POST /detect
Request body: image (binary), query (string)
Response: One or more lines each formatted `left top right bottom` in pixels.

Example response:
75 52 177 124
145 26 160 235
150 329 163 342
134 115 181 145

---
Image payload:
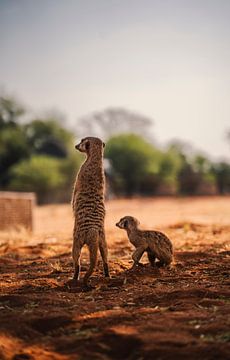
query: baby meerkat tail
83 232 99 287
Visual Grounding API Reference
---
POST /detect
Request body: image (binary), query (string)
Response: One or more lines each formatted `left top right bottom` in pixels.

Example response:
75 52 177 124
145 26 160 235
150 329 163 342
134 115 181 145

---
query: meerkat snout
75 139 90 153
116 216 139 230
116 218 128 229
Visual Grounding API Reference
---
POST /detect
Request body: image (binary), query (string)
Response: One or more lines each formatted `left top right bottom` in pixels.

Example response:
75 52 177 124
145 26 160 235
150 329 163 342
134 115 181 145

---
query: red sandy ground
0 197 230 360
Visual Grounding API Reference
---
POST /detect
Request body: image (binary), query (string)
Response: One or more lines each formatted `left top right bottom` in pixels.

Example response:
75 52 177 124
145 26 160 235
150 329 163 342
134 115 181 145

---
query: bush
158 149 184 194
105 134 162 195
24 119 74 157
0 127 30 186
9 155 66 203
212 162 230 194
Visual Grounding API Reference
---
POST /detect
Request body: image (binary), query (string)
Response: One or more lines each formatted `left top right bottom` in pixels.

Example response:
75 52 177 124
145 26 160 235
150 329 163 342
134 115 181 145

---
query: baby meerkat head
116 216 140 230
75 137 105 153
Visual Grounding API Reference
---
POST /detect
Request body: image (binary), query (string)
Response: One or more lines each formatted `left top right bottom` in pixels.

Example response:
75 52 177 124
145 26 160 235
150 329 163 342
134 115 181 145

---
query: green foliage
105 133 230 196
192 154 212 174
9 155 66 203
0 127 30 185
159 149 184 188
212 162 230 194
1 92 229 200
105 134 161 195
0 95 25 128
59 152 83 188
24 118 74 157
0 93 81 202
177 153 218 195
178 163 201 195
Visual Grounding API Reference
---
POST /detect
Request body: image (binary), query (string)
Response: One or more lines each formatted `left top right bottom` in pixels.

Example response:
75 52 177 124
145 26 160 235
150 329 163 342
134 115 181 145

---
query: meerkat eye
85 141 90 150
123 220 128 228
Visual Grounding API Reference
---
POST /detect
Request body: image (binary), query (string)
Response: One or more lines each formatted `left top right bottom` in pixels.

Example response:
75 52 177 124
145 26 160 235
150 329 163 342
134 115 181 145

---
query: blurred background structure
0 191 35 231
0 0 230 203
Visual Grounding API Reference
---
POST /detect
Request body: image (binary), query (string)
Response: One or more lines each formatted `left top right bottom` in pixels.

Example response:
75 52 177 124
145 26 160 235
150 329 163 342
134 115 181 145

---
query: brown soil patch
0 197 230 359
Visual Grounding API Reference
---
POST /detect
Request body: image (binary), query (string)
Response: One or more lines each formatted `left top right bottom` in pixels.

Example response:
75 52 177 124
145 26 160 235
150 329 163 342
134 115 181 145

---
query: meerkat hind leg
159 249 173 268
72 242 82 282
99 230 110 278
156 256 171 268
147 248 156 267
83 237 99 290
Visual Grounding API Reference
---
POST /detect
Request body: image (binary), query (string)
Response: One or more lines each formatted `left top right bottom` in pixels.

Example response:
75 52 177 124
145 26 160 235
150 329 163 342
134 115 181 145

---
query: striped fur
71 137 109 287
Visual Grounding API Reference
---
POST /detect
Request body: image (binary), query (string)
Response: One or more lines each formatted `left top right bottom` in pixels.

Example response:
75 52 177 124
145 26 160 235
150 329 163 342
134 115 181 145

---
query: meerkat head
75 137 105 153
116 216 140 230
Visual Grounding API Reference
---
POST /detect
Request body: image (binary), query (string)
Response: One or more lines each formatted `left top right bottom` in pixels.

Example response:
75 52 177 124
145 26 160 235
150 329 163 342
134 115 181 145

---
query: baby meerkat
116 216 173 269
71 137 110 289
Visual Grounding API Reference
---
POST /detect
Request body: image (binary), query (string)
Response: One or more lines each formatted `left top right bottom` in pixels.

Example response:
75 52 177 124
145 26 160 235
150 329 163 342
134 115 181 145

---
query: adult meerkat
71 137 109 288
116 216 173 268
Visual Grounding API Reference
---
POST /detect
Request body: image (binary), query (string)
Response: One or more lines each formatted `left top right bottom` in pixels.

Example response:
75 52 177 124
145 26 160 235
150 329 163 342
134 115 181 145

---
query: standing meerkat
71 137 109 288
116 216 173 269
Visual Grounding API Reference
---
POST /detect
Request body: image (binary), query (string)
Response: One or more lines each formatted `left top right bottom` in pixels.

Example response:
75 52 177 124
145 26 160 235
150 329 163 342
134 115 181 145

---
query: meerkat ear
102 142 105 148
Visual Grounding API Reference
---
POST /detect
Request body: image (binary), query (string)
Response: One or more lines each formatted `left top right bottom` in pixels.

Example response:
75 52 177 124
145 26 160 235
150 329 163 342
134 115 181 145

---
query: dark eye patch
123 220 128 228
85 141 90 150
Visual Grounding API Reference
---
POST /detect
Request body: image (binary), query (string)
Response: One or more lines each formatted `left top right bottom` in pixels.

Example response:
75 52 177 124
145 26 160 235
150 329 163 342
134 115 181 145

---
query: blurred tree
105 134 161 195
2 91 229 200
167 140 193 158
158 148 184 194
0 127 30 186
178 163 201 195
212 162 230 194
192 154 212 173
77 107 154 141
164 142 195 195
192 154 216 194
0 93 90 201
8 152 82 203
0 95 25 128
0 95 30 186
9 155 66 203
24 117 74 158
177 153 218 195
59 152 83 193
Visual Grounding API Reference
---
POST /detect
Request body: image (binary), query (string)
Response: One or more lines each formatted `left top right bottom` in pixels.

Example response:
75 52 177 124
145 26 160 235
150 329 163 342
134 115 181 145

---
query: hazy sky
1 0 230 160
